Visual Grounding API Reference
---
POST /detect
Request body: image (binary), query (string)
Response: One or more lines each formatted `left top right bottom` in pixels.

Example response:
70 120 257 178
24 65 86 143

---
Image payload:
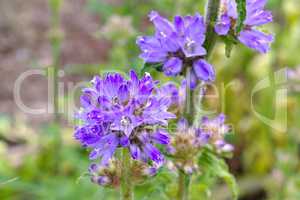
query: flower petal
144 143 164 164
152 129 170 144
163 57 183 76
215 14 231 35
140 51 168 63
245 10 272 26
238 29 274 53
118 84 129 103
174 15 185 36
177 118 188 132
129 144 141 160
193 59 215 82
149 11 174 37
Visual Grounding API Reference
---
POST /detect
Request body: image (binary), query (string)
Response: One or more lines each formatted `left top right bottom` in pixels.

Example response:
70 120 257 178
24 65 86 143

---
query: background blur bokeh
0 0 300 199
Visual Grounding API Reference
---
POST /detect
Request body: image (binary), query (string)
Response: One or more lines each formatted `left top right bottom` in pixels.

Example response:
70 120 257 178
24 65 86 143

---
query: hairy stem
204 0 221 58
177 171 191 200
180 1 221 199
183 68 195 124
180 69 193 200
120 148 133 200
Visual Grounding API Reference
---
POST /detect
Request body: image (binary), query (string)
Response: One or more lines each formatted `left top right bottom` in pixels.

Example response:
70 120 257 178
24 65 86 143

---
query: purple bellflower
137 11 215 89
215 0 274 53
74 70 176 169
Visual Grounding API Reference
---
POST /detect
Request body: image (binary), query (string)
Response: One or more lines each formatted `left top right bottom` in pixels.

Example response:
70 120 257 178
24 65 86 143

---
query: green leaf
198 150 238 200
236 0 246 33
223 37 234 58
140 62 163 76
221 33 238 58
134 167 173 200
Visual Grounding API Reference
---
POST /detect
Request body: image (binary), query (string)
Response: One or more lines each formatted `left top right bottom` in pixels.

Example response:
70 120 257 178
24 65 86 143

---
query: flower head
215 0 274 53
88 159 159 187
89 160 120 187
137 11 215 88
167 118 210 174
199 114 234 153
74 70 176 168
167 114 234 174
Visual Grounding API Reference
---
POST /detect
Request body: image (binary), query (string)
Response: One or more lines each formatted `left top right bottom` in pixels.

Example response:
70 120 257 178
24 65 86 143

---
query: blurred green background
0 0 300 199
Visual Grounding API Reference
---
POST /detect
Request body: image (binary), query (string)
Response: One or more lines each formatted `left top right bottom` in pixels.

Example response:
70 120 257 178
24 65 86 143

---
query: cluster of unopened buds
166 114 233 175
89 159 158 187
166 118 206 174
89 160 121 187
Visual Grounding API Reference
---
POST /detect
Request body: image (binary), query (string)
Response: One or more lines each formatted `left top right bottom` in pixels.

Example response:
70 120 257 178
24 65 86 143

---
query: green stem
177 171 191 200
183 68 195 124
120 148 133 200
53 64 60 122
204 0 221 58
49 0 63 122
49 0 63 173
184 0 221 124
180 1 221 199
180 68 193 200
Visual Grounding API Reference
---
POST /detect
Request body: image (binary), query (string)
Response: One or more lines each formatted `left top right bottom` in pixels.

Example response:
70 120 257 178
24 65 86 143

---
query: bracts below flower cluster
89 159 157 187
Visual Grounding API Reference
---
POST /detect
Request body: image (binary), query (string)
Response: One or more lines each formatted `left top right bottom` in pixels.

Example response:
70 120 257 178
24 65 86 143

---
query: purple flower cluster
215 0 274 53
167 114 233 174
200 114 234 153
167 118 209 174
74 70 176 168
137 11 215 89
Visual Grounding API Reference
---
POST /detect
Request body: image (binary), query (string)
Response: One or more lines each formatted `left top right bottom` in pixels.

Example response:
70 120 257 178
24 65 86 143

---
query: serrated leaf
236 0 246 33
198 150 238 200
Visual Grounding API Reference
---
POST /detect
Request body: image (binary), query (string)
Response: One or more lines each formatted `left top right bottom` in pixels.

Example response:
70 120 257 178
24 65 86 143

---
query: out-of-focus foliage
0 0 300 199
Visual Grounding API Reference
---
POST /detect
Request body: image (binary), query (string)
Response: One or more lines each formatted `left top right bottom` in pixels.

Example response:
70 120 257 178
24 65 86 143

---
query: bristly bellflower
137 11 215 89
215 0 274 53
167 118 210 174
167 114 234 174
74 70 176 170
199 114 234 153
